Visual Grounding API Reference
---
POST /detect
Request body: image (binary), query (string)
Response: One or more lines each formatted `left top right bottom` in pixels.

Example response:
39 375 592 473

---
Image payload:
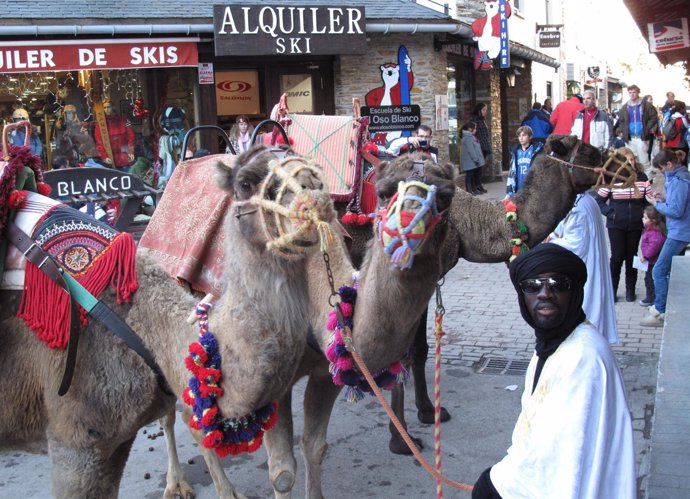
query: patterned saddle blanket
2 191 137 348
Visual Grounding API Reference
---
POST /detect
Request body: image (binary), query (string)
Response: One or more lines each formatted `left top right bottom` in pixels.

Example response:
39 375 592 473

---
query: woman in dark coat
595 147 653 301
471 102 491 193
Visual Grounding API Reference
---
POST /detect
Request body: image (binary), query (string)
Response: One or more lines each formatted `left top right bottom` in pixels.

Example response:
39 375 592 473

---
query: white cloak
550 193 619 344
490 322 636 499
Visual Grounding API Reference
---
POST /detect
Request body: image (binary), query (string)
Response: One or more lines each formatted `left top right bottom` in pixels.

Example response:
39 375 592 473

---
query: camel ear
214 156 239 194
438 161 456 180
548 138 568 157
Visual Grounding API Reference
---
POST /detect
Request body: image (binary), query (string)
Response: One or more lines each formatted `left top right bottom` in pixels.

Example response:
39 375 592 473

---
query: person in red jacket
550 94 584 136
94 99 135 169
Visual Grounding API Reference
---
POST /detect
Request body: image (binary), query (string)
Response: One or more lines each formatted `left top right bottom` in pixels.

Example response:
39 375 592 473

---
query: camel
0 146 336 498
387 135 633 453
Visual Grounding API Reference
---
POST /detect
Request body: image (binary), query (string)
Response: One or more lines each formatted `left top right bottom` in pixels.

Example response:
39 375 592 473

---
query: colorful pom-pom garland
183 302 278 457
502 198 529 261
325 282 408 402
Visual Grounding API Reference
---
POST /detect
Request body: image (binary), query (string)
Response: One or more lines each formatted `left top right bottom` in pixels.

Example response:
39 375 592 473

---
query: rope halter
546 148 638 192
234 156 335 259
377 179 442 270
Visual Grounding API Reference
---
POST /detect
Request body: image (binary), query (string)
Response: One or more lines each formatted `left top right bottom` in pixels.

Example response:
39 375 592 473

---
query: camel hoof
417 407 451 424
273 470 295 493
389 435 423 455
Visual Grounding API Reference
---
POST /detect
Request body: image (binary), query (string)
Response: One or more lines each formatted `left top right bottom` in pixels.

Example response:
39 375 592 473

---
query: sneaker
649 305 662 317
639 298 653 307
640 313 664 327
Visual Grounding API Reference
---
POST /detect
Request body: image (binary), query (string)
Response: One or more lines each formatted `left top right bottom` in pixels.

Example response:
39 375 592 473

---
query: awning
0 38 199 73
622 0 689 67
509 41 560 69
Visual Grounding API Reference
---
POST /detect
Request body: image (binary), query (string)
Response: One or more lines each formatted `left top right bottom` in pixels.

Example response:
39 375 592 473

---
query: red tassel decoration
36 182 52 196
8 190 28 209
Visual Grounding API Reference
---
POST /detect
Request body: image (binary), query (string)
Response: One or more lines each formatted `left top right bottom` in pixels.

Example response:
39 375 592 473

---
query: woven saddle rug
138 154 234 299
2 191 138 349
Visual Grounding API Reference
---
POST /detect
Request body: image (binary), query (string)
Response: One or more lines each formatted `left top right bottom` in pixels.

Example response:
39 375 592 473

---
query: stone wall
336 33 451 164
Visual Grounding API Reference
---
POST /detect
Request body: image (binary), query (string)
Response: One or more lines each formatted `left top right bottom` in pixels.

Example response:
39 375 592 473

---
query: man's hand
407 137 422 148
128 153 135 162
104 157 113 165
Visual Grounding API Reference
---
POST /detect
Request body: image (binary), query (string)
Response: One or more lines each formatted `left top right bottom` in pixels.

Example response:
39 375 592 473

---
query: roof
0 0 452 22
622 0 689 67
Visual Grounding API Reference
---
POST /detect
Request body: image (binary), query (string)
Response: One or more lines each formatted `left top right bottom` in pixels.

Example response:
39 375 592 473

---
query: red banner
0 39 198 73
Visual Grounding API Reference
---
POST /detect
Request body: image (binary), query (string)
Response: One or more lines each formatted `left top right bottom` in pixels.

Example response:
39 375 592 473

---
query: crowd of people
503 85 689 330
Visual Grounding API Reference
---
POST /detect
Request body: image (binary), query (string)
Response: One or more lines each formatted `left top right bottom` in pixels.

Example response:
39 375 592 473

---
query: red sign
0 38 198 73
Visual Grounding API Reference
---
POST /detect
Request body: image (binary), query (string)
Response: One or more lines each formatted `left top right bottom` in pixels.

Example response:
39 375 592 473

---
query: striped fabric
287 114 361 200
597 181 655 203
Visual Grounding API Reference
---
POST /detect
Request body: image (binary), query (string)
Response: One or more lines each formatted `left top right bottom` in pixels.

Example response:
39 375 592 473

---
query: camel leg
265 390 298 498
180 407 246 499
301 368 342 499
49 436 134 499
411 308 451 424
161 410 195 499
388 309 451 455
388 382 424 455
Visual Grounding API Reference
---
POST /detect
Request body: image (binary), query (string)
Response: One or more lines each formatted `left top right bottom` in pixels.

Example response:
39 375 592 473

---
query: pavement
0 181 667 498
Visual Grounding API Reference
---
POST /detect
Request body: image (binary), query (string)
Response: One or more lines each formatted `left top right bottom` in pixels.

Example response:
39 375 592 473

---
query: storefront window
0 67 198 187
447 61 474 164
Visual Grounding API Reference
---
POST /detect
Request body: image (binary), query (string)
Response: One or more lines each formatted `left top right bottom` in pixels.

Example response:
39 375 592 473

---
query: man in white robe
549 191 619 344
472 243 635 499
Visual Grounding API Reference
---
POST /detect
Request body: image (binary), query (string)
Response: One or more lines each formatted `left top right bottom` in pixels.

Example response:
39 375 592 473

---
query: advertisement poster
215 70 260 116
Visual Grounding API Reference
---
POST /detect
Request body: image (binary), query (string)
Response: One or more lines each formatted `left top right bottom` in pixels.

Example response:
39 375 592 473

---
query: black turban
509 243 587 359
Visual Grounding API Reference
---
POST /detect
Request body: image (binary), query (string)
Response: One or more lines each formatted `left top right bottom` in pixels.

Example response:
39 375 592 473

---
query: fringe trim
17 232 138 349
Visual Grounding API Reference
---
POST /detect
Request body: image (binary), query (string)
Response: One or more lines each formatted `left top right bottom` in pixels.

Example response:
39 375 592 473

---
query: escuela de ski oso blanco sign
213 5 366 56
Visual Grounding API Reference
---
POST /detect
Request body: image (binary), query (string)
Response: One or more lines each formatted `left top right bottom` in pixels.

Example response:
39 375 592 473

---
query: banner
0 38 199 73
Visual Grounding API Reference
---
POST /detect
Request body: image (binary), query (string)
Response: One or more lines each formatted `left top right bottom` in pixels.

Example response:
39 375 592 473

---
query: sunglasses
519 276 572 295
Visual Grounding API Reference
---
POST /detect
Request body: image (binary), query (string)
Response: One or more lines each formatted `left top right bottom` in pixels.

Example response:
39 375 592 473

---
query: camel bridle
232 157 334 259
546 147 639 192
377 179 442 270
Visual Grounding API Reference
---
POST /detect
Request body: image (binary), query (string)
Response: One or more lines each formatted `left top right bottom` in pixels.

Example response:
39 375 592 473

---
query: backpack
663 117 679 140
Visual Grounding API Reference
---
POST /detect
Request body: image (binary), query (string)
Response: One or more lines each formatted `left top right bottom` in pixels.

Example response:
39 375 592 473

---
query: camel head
539 135 606 192
214 146 336 263
374 152 456 268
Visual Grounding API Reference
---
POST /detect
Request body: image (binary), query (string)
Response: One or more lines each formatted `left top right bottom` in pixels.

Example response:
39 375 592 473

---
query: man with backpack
662 100 689 157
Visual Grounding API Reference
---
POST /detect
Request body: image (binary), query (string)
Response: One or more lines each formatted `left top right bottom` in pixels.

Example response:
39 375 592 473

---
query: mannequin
10 108 43 157
158 105 187 185
56 104 90 166
94 99 135 169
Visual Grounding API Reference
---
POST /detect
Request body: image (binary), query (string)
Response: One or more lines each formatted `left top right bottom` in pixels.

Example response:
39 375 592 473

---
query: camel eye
239 180 252 193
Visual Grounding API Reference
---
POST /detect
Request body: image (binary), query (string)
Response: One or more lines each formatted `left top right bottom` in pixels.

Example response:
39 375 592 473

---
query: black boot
610 262 621 302
625 269 638 302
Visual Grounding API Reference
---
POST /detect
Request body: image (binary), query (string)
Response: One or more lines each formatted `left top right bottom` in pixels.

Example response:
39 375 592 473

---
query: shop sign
0 38 199 73
214 5 366 56
216 69 261 116
648 18 690 53
360 105 421 132
539 30 561 48
49 168 134 198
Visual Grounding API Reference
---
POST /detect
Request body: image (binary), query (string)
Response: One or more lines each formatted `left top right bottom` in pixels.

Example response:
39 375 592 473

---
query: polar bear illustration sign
364 45 415 145
472 0 512 69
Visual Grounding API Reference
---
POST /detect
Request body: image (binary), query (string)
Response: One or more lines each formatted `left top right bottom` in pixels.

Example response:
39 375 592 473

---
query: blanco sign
213 5 367 56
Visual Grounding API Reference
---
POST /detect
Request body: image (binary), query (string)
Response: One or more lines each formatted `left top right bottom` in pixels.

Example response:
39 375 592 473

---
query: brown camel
387 136 631 454
0 146 335 499
246 152 456 498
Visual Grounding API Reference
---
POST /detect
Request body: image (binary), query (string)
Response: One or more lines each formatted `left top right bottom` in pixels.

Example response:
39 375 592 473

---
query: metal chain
435 278 445 317
322 251 340 306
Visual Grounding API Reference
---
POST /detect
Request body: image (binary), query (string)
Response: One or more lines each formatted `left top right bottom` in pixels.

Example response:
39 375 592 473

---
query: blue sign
499 0 510 69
